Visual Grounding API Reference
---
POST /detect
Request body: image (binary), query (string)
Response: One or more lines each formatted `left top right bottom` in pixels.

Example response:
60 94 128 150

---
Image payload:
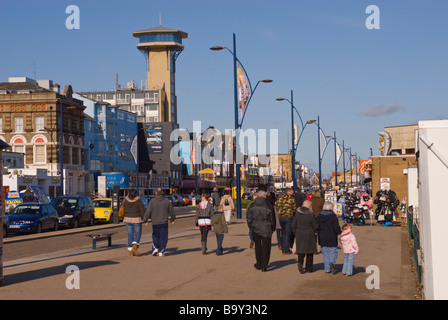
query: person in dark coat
316 202 342 274
292 199 319 274
247 190 276 272
292 188 305 209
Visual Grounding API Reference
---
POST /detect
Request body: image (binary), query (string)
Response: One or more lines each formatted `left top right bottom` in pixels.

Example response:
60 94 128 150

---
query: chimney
53 84 60 93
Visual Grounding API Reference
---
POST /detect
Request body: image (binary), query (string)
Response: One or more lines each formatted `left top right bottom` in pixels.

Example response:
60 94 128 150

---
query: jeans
321 246 338 273
279 217 293 253
125 222 142 248
216 233 224 255
152 223 169 253
342 252 355 275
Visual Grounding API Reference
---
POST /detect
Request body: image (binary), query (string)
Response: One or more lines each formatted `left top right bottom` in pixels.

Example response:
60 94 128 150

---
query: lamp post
326 132 338 188
211 33 272 219
276 90 315 191
59 100 64 195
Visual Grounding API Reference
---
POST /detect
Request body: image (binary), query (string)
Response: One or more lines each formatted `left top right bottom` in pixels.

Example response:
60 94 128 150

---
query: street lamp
276 91 315 191
211 33 272 219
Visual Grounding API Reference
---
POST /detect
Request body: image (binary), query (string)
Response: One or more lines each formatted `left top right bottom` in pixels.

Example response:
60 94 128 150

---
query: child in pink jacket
340 223 359 276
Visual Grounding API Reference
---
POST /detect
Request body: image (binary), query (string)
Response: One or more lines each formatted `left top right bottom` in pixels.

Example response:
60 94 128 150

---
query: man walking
247 190 276 272
275 188 296 254
144 189 175 256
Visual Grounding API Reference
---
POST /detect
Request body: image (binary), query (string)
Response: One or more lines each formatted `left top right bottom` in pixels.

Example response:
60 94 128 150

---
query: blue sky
1 0 447 177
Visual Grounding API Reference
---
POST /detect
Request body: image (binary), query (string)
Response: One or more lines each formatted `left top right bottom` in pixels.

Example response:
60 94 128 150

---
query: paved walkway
0 216 418 301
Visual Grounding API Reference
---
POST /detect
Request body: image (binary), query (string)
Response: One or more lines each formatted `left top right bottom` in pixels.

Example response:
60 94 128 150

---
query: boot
201 241 207 255
128 247 134 256
132 243 140 256
298 262 305 274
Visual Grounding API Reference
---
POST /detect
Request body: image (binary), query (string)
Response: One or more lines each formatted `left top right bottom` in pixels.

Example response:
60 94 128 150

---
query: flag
319 129 327 159
336 142 342 165
237 62 251 126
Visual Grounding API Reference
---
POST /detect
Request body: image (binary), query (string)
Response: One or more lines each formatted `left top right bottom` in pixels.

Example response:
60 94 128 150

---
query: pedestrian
266 191 282 250
219 191 234 224
122 189 145 256
316 201 342 274
292 200 319 274
340 223 359 276
275 188 296 254
143 188 175 257
310 189 324 217
292 188 305 209
246 190 276 272
211 204 228 255
211 187 221 209
196 193 214 254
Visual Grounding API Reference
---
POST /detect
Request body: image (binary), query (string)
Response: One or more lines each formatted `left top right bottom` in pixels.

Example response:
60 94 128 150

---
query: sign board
5 191 22 213
380 177 390 190
145 124 163 154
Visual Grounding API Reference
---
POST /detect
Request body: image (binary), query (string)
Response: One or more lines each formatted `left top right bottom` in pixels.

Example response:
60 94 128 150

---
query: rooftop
133 25 188 39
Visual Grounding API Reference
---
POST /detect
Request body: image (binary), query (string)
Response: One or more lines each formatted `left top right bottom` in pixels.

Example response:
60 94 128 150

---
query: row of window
0 116 81 133
87 92 159 103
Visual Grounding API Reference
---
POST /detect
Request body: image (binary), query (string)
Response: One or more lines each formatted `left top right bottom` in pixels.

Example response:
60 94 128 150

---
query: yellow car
93 198 113 222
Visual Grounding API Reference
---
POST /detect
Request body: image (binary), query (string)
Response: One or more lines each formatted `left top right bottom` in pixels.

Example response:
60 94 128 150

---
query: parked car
52 195 95 228
93 198 113 223
7 203 59 234
2 214 10 237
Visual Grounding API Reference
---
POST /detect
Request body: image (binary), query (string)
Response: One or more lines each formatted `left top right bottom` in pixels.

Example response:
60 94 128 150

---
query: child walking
211 204 228 255
340 223 359 276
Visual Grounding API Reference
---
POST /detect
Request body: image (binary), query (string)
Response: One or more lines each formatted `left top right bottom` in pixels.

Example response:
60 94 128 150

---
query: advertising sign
103 173 129 188
5 191 22 213
145 124 163 154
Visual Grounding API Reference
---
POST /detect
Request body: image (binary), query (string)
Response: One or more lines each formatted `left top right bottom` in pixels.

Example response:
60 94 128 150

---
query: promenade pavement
0 213 418 301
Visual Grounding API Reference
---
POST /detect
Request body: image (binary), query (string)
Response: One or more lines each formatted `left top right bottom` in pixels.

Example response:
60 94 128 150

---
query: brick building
0 77 85 197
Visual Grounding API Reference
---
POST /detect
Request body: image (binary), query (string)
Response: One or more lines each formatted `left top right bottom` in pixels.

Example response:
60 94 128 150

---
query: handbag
118 201 125 219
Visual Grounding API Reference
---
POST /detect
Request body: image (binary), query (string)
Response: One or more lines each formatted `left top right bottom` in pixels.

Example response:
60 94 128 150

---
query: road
2 205 197 262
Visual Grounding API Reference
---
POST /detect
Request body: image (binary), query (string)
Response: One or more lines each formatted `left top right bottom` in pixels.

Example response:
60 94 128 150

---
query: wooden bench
86 231 118 249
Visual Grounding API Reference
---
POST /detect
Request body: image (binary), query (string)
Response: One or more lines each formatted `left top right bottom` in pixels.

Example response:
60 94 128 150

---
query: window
35 145 46 163
0 117 2 132
145 92 158 103
34 138 46 163
15 117 23 132
35 116 44 132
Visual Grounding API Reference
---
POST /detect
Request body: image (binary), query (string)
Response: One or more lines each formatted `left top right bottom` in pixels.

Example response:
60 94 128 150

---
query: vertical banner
319 129 327 159
336 142 342 165
237 62 251 126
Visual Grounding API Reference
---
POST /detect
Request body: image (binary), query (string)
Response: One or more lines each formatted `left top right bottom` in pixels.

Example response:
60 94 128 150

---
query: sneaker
158 252 165 257
152 248 159 256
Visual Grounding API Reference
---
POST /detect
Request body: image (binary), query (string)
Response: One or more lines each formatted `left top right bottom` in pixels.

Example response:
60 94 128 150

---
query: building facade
0 77 85 198
75 94 138 193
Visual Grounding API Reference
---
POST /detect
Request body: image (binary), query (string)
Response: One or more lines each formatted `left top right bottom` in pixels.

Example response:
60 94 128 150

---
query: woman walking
195 193 214 254
122 189 145 256
292 199 319 274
